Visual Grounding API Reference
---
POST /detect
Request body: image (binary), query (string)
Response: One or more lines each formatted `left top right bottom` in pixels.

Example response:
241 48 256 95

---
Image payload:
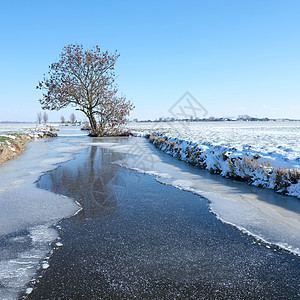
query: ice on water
0 225 58 299
94 136 300 256
0 126 85 299
1 123 300 298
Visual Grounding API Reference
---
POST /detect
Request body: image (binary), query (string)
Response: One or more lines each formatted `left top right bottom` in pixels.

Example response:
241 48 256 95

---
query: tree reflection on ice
37 145 127 220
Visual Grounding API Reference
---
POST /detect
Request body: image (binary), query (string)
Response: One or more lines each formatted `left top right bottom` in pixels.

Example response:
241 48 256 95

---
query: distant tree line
37 112 49 124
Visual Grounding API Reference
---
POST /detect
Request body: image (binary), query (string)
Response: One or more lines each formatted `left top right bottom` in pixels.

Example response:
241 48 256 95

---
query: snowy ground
127 121 300 197
127 121 300 167
0 123 63 134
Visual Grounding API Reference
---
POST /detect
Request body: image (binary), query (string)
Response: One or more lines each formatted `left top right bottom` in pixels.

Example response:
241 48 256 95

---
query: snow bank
147 134 300 198
0 130 58 165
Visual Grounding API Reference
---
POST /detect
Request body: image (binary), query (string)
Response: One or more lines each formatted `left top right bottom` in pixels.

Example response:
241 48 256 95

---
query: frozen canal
26 133 300 299
0 127 300 298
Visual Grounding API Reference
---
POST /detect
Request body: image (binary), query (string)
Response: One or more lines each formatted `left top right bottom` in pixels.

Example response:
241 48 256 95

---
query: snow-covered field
127 121 300 165
127 121 300 197
0 123 40 134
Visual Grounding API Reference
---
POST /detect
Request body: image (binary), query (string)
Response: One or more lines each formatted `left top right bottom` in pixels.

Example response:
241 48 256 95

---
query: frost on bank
0 129 58 165
147 134 300 198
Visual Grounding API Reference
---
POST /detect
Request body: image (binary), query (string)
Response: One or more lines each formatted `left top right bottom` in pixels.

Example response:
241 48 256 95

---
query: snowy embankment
133 132 300 198
0 128 58 165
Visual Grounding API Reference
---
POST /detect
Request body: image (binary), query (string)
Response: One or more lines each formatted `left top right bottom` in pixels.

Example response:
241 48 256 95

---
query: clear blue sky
0 0 299 122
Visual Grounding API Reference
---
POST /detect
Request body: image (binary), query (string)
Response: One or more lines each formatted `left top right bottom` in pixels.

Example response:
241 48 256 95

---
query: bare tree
37 112 42 124
70 113 76 124
43 112 49 124
37 44 134 136
60 115 65 123
95 91 134 136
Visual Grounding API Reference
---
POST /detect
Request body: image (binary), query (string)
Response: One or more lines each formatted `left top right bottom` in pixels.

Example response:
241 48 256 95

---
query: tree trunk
86 112 100 136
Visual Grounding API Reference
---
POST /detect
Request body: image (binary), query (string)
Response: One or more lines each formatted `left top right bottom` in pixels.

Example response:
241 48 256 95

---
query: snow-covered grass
0 129 58 165
147 133 300 198
0 128 58 146
127 121 300 166
0 133 21 146
127 121 300 198
23 128 58 139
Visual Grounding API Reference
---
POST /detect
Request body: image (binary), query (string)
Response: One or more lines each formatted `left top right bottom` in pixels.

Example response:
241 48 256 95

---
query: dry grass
274 167 300 193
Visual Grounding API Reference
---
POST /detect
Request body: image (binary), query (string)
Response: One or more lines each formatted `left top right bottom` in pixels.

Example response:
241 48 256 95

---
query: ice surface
0 126 85 299
0 225 58 299
93 137 300 256
1 124 299 298
0 184 80 236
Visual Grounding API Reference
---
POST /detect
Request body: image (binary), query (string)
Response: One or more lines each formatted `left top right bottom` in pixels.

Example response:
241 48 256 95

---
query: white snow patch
42 263 49 270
